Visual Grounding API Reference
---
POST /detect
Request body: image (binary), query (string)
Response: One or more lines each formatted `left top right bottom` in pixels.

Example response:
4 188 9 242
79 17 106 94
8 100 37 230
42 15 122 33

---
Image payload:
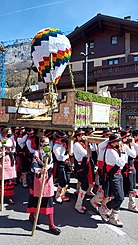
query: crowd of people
0 124 138 235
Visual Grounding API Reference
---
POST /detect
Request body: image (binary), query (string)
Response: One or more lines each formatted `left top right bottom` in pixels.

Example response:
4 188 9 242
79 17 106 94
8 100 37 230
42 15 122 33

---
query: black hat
44 129 53 137
85 128 93 136
75 129 85 136
126 125 132 132
102 129 112 136
120 130 130 139
109 134 121 143
132 130 138 137
27 129 34 135
57 130 67 138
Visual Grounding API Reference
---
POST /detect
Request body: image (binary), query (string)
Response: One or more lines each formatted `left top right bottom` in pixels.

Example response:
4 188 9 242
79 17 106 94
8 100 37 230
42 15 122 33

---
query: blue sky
0 0 138 42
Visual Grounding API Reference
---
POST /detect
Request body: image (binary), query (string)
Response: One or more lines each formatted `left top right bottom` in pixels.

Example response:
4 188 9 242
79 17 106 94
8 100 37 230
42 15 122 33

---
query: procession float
0 28 121 140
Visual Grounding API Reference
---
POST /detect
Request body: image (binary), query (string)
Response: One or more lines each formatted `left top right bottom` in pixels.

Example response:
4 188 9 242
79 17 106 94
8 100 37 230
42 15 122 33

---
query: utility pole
85 43 88 92
80 43 94 92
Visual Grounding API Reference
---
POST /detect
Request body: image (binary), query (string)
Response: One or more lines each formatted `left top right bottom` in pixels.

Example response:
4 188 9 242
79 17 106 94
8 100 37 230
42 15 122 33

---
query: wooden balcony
92 62 138 79
59 62 138 88
111 88 138 102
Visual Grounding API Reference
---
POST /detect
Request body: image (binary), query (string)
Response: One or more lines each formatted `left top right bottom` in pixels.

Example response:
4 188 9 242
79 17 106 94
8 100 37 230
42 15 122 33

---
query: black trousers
58 162 71 188
134 159 138 184
20 154 32 173
77 170 89 192
107 174 124 211
123 169 136 196
74 157 89 192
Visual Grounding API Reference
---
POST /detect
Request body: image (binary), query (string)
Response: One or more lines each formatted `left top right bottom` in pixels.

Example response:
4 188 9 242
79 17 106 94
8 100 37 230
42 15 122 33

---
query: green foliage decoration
75 90 121 106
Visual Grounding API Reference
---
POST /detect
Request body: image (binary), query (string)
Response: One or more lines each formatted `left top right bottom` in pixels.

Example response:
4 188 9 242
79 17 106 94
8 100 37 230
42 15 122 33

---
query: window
61 92 67 100
134 56 138 62
127 82 138 88
108 59 119 65
111 36 118 44
89 42 94 49
108 84 123 90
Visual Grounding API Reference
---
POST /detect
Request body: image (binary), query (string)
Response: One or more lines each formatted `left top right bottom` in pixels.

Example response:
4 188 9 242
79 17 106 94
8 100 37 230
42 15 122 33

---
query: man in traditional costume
73 129 89 213
103 134 126 227
17 127 28 187
53 130 71 203
121 130 138 212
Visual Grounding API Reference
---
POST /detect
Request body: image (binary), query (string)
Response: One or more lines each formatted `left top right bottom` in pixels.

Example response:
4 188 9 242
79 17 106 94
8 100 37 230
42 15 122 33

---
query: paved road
0 179 138 245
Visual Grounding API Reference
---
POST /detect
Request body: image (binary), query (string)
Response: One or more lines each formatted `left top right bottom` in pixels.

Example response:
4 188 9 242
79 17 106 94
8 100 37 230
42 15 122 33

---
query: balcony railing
111 88 138 102
92 63 138 78
60 62 138 85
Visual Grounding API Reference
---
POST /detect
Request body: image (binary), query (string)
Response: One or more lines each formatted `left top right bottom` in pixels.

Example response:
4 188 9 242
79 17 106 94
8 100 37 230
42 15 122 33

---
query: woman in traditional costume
0 127 16 205
27 136 61 235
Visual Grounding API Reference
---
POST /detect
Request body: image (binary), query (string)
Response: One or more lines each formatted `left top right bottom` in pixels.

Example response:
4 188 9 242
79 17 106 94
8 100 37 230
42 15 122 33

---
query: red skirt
0 179 14 197
27 183 54 215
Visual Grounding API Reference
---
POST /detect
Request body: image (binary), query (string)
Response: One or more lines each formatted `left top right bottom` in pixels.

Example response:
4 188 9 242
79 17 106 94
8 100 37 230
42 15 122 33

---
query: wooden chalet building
57 13 138 129
24 14 138 129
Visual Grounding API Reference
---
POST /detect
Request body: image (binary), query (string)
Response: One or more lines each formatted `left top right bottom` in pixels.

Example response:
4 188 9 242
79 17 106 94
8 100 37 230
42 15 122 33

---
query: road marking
87 211 126 236
105 224 126 236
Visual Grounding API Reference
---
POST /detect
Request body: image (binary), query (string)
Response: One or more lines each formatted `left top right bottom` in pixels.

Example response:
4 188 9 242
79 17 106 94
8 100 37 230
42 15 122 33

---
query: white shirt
124 144 136 162
53 143 69 162
26 139 36 154
73 142 87 162
97 139 109 161
17 134 28 149
134 143 138 157
90 143 98 152
105 148 126 169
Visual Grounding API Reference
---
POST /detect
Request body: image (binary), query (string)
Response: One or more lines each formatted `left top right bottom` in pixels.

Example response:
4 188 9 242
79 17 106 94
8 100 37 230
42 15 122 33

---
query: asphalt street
0 178 138 245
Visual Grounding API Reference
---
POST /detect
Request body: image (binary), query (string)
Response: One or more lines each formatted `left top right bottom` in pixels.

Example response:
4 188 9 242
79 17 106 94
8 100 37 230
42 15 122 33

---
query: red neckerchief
27 136 37 150
77 141 86 149
55 140 67 149
107 144 120 155
14 134 18 142
18 133 23 138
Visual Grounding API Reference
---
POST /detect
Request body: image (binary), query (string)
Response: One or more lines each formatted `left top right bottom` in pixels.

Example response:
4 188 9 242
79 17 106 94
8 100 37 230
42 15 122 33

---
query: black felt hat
126 126 132 132
57 130 67 138
109 134 121 143
75 128 85 136
102 129 112 136
132 130 138 137
44 129 53 137
27 129 34 135
85 128 93 136
120 130 130 139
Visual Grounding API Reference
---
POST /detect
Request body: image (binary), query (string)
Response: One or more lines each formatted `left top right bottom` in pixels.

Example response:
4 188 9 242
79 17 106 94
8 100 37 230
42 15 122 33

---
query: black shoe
49 227 61 235
29 214 35 224
7 198 15 205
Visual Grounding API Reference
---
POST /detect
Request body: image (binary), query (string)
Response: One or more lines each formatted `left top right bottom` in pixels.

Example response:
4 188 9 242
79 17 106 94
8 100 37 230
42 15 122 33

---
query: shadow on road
0 183 107 236
0 215 31 236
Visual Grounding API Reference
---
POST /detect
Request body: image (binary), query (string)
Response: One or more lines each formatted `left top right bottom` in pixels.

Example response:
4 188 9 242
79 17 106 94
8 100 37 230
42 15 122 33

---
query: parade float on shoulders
0 28 121 136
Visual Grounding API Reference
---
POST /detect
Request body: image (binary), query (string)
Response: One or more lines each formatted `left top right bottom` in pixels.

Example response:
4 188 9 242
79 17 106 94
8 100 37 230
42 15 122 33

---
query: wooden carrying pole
87 136 106 144
0 146 5 211
31 155 49 236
